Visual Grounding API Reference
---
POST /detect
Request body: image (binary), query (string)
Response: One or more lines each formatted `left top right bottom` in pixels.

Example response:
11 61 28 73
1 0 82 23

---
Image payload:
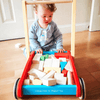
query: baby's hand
36 49 43 54
57 48 65 53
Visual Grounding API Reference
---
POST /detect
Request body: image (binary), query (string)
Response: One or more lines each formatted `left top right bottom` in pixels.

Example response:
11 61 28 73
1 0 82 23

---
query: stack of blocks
24 53 75 86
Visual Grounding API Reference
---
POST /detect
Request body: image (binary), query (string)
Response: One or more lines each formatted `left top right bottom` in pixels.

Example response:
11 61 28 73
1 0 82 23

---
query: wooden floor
0 30 100 100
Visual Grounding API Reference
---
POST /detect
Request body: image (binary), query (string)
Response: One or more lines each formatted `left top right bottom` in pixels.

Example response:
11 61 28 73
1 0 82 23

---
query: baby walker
13 0 86 100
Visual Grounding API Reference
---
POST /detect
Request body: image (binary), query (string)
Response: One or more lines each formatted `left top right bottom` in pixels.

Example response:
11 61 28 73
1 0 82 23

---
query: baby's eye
49 16 52 17
43 16 46 18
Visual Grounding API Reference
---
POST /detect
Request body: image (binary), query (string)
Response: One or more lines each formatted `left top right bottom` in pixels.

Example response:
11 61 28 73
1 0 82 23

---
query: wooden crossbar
26 0 72 5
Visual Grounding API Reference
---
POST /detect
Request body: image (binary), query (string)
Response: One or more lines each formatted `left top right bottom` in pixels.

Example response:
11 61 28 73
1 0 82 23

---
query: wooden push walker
13 0 86 100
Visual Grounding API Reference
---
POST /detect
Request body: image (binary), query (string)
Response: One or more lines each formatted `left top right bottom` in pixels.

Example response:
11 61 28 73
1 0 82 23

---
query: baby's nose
46 17 49 21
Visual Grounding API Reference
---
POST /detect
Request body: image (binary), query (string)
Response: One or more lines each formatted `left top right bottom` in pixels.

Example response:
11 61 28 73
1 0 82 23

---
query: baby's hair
33 1 57 12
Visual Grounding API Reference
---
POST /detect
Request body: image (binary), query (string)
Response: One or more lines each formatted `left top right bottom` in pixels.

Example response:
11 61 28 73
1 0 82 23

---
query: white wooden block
42 78 56 86
15 43 22 48
32 79 42 85
65 61 73 72
54 73 67 85
67 71 74 85
57 77 67 85
59 58 66 62
24 79 30 85
29 73 38 79
29 75 35 81
42 70 55 80
44 59 52 67
33 53 42 61
52 59 60 67
54 73 64 79
28 68 46 79
38 61 44 71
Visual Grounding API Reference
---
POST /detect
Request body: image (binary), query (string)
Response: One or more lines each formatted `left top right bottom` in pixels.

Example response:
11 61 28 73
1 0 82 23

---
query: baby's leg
23 46 35 57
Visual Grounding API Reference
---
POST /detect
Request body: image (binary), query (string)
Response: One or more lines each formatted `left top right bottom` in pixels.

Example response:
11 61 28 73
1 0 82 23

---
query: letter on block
42 70 55 80
28 68 46 79
42 78 56 86
32 79 42 85
24 79 30 85
44 67 61 73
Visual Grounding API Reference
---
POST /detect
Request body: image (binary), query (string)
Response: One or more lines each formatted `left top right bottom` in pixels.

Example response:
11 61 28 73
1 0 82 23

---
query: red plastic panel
55 53 69 59
17 51 35 97
68 53 81 97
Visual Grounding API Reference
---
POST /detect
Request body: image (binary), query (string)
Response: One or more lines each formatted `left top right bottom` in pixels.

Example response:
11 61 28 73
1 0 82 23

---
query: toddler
24 3 65 54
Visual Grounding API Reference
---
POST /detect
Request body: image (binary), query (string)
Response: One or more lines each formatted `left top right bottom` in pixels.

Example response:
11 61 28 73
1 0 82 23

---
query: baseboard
58 22 89 34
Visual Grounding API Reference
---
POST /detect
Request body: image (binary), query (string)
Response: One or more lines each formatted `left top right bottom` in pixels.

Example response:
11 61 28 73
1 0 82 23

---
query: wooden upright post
22 0 30 58
71 0 76 57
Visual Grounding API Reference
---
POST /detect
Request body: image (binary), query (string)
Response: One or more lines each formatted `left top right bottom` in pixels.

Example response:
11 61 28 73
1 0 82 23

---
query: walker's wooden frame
22 0 76 58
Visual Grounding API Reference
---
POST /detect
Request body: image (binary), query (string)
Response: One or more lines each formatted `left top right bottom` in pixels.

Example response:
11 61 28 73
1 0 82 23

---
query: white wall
53 0 92 34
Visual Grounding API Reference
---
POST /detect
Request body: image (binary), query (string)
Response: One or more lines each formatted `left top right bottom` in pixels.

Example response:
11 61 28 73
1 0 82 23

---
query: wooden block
44 59 52 67
23 79 30 85
38 61 44 71
42 78 56 86
30 63 39 70
62 69 68 77
44 67 61 73
40 56 45 61
59 58 66 62
28 68 46 79
29 75 35 81
15 43 22 48
42 70 55 80
54 73 67 85
60 62 67 71
56 77 67 85
65 61 73 72
45 54 49 59
67 71 75 85
33 53 42 61
32 79 42 85
52 59 60 67
28 73 38 79
54 73 64 79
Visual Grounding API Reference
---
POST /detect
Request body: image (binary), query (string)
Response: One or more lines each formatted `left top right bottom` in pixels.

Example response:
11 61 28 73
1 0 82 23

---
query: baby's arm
29 25 42 52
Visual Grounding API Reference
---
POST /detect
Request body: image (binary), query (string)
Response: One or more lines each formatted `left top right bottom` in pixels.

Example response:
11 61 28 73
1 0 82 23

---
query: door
0 0 35 41
89 0 100 31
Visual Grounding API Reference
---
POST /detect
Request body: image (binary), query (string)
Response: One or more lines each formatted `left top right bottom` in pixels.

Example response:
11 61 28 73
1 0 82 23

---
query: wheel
79 78 86 100
13 78 20 99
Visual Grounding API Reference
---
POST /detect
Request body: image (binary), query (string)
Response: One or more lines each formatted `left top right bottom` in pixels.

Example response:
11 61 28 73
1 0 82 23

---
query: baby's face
36 5 54 28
